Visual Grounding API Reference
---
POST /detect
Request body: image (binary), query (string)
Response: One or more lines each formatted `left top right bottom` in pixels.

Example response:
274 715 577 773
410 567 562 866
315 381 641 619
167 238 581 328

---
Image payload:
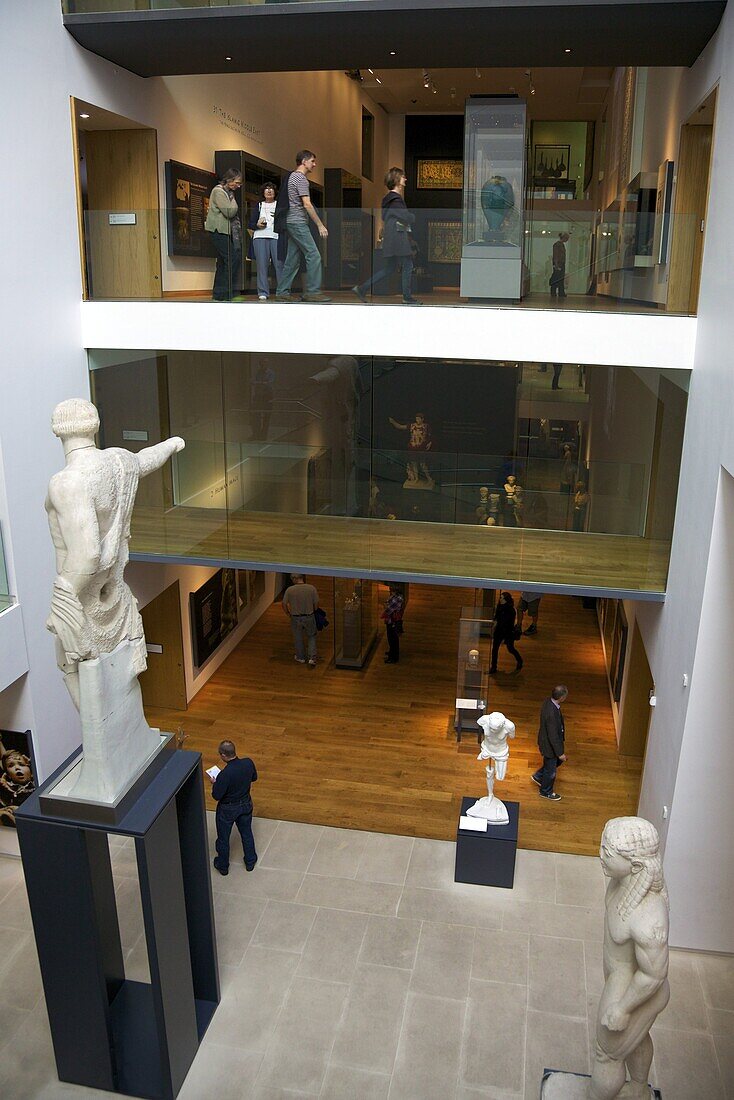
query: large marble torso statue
542 816 670 1100
46 399 184 801
466 711 515 824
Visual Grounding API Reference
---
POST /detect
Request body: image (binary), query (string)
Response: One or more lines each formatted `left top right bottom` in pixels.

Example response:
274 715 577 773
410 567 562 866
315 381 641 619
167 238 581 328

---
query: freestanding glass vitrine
334 577 379 668
455 606 492 740
460 97 527 299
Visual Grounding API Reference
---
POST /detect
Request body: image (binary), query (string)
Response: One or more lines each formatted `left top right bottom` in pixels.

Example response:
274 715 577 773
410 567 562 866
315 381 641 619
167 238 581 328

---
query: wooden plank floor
145 583 642 856
131 507 670 594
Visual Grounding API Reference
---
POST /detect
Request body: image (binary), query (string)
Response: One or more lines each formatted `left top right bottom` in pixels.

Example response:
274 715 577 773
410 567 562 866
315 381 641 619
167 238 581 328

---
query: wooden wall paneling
85 128 162 298
667 123 713 313
139 580 187 711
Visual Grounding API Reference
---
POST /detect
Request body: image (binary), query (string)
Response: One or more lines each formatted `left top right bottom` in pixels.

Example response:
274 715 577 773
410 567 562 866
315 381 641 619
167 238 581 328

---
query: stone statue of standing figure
542 816 669 1100
466 711 515 824
46 398 185 802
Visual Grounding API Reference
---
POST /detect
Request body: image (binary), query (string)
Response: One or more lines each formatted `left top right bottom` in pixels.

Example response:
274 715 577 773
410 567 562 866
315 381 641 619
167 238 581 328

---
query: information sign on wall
165 160 217 258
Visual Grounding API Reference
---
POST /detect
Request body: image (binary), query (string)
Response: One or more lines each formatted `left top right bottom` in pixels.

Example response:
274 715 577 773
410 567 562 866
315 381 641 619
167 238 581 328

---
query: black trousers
211 231 242 301
215 799 257 870
549 267 566 298
386 622 400 661
491 631 522 670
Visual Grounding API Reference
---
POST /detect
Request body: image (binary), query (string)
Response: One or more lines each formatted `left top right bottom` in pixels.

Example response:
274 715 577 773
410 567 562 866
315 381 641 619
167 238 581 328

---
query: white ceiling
360 66 613 117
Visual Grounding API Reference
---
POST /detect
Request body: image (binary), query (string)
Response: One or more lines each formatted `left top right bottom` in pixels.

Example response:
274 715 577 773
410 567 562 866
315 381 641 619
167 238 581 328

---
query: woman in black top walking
352 167 421 305
490 591 523 673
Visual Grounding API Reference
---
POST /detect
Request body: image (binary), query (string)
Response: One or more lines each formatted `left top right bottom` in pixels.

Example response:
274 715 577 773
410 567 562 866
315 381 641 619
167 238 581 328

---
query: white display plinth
541 1071 660 1098
460 242 522 298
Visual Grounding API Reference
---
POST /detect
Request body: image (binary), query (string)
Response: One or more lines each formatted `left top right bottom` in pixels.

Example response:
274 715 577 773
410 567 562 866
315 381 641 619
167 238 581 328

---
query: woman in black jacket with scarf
352 167 421 305
490 591 523 673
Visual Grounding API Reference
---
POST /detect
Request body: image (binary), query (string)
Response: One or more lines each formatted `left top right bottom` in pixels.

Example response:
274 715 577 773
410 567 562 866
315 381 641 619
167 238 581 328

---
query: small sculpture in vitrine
466 711 515 824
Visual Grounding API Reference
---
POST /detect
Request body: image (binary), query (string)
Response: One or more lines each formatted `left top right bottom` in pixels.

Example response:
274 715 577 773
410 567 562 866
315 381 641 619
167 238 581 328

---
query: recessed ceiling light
565 47 572 53
390 51 396 56
225 56 232 61
79 112 90 119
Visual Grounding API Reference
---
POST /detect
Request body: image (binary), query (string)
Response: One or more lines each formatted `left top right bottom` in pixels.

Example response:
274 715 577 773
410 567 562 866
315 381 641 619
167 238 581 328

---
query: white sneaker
308 658 317 667
294 656 306 664
258 294 268 301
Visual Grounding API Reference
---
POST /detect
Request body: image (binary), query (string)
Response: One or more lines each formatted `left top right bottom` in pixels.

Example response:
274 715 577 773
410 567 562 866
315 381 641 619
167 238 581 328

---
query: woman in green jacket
205 168 242 301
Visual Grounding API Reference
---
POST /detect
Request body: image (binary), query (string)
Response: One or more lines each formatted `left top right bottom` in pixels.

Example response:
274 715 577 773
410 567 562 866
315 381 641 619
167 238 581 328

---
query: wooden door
618 621 653 758
139 581 187 711
85 128 162 298
667 123 713 313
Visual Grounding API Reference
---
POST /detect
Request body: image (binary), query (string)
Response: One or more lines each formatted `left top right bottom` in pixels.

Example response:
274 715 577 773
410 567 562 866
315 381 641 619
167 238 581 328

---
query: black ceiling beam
63 0 727 78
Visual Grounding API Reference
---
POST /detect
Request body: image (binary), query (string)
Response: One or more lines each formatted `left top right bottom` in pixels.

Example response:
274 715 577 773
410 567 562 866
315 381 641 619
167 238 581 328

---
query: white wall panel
80 301 697 371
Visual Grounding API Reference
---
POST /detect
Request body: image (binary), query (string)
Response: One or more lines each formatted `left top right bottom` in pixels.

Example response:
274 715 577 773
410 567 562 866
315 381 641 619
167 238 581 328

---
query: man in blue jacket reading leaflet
209 739 258 875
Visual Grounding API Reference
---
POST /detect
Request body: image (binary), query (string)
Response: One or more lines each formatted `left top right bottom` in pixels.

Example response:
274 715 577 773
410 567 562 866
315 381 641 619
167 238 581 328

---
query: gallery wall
127 561 276 704
632 6 733 950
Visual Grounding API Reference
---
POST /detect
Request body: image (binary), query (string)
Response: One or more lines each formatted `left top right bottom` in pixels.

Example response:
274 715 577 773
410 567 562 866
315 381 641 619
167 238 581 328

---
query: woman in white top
248 182 283 300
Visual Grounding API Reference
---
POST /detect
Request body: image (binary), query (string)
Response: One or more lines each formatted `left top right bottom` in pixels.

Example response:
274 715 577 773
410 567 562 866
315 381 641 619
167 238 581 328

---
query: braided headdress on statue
603 817 669 919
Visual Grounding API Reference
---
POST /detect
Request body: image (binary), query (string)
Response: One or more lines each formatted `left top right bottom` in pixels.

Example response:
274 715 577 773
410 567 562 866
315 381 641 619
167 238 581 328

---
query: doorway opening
71 96 162 299
667 85 717 313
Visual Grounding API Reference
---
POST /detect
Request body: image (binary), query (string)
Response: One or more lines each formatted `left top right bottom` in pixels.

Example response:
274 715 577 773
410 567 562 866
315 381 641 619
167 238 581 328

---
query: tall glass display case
334 577 379 669
455 606 492 740
460 97 527 299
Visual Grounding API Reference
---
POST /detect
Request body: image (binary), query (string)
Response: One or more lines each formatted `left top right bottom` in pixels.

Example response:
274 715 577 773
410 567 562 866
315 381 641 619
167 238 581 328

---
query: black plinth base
455 796 519 889
16 747 220 1100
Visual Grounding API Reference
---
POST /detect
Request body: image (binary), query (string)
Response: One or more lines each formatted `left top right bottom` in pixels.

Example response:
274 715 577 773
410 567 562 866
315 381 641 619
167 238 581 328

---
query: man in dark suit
209 739 258 875
532 685 568 801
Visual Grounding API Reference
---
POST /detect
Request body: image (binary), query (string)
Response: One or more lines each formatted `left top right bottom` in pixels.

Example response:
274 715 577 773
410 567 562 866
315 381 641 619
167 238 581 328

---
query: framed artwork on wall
610 603 628 703
164 160 217 258
533 144 571 181
427 221 462 264
247 569 266 605
237 569 250 615
190 567 238 669
416 158 464 190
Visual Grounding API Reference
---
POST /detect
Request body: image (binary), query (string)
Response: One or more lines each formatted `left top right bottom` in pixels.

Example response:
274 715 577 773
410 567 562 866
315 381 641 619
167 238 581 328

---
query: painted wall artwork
427 221 462 264
533 144 571 181
416 159 464 190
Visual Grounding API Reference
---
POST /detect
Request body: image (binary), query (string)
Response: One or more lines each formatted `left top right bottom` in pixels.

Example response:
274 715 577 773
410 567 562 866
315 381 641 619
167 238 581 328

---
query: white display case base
460 242 522 298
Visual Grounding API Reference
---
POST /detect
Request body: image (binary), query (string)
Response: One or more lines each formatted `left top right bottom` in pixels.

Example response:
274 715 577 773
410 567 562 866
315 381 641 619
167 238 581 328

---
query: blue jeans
277 218 322 296
215 800 257 870
533 756 559 796
358 254 414 300
291 613 317 660
253 236 284 297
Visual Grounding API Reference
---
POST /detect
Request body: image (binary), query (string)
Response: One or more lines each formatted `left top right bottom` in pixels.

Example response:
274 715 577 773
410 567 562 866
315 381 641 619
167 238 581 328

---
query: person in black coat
352 167 422 305
209 739 258 874
532 685 568 800
490 591 523 673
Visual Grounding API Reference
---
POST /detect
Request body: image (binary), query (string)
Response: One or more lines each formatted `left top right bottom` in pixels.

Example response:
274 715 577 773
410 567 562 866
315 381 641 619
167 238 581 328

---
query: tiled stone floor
0 816 731 1099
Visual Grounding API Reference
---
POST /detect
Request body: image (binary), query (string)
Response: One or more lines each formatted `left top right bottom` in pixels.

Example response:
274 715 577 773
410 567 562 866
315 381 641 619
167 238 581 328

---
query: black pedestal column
16 748 219 1100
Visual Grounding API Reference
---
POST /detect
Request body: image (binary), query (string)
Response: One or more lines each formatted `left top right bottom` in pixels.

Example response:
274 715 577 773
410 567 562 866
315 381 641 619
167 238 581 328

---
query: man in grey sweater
282 574 320 667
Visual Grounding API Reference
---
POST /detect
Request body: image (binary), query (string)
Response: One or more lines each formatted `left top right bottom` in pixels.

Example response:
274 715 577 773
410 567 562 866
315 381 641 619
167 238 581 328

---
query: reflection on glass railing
0 524 13 613
88 350 685 593
81 206 698 315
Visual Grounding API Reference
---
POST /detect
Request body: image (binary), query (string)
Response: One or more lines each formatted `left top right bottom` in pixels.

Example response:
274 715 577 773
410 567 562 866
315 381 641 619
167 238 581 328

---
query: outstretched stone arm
136 436 185 477
601 930 668 1031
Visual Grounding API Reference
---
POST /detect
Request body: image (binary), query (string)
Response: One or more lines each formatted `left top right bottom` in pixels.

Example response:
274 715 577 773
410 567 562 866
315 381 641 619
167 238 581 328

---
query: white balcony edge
80 301 697 371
